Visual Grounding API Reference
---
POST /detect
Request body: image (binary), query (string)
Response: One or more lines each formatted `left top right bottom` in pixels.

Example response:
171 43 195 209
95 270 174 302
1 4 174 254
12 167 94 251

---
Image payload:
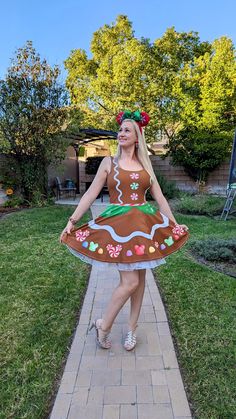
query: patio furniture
100 185 109 202
82 181 108 202
55 177 76 200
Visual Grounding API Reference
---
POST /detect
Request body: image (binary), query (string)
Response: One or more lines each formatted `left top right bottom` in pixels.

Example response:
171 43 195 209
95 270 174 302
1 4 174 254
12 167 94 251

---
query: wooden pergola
70 128 117 145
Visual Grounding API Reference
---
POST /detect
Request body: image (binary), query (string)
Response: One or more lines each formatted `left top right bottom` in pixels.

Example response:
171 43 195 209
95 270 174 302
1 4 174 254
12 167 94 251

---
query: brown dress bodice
107 157 151 205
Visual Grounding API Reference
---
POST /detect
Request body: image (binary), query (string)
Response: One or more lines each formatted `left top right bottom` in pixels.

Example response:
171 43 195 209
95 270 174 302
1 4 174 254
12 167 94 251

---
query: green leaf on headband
123 110 141 122
133 110 141 121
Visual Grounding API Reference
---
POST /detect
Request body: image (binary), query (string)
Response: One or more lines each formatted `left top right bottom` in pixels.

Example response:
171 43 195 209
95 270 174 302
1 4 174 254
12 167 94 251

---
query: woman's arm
149 179 178 224
60 157 111 241
70 156 110 222
150 180 188 232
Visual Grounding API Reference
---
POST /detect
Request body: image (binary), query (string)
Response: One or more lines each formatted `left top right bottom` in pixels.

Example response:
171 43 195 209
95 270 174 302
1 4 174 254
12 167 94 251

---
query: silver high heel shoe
124 325 138 351
89 319 112 349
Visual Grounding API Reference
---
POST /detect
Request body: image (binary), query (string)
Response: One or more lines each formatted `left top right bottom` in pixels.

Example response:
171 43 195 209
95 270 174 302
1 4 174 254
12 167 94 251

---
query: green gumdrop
89 241 98 251
164 236 174 246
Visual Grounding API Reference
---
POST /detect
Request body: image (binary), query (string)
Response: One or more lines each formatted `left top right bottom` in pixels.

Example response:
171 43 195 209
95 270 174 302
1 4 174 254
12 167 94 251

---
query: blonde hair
115 119 156 184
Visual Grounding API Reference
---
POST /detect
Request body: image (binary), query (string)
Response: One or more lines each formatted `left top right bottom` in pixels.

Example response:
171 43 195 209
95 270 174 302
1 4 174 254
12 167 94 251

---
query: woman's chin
119 141 134 148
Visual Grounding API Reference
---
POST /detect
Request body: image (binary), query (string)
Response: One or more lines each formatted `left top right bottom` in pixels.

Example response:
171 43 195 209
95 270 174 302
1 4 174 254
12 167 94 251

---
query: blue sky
1 0 235 81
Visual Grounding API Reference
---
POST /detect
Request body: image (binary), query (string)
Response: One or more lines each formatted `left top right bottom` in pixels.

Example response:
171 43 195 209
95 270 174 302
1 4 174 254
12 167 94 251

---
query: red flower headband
116 110 150 133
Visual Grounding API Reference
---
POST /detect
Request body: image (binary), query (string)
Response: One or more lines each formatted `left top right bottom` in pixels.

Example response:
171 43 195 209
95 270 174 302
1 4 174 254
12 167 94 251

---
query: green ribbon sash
99 203 157 218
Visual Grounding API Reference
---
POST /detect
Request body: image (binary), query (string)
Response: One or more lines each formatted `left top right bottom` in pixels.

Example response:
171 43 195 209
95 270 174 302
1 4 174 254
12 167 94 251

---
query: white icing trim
88 212 169 243
113 157 123 204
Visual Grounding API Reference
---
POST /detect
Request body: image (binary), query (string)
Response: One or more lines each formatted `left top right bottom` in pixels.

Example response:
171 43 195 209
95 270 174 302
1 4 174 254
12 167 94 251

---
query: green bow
122 110 141 122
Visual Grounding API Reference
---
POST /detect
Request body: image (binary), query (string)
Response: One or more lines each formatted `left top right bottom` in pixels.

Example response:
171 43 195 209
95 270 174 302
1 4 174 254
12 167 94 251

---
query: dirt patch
0 206 29 219
190 252 236 278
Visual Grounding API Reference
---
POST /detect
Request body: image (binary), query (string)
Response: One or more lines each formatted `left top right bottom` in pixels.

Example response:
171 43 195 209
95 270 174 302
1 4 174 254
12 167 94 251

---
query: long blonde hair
115 119 156 184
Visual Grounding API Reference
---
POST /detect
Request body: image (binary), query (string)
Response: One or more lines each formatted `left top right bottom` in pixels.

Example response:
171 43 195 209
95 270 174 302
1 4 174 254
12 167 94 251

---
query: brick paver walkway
50 203 192 419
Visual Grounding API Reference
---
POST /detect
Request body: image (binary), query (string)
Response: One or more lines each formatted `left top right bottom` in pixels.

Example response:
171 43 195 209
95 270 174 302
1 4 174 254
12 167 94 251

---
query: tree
167 128 233 183
65 15 148 131
65 15 236 183
199 37 236 131
65 17 211 141
0 41 70 201
166 36 236 183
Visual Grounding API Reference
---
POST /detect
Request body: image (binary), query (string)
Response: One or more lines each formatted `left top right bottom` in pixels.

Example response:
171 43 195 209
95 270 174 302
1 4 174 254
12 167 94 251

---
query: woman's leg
101 270 139 332
122 269 146 350
128 269 146 331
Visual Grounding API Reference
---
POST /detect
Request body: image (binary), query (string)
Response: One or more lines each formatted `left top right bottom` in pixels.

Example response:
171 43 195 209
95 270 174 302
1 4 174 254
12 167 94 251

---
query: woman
60 110 189 351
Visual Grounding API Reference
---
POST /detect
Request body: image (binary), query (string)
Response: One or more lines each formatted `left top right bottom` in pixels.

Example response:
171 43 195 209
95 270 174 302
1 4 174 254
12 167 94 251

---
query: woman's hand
175 223 189 233
59 220 74 243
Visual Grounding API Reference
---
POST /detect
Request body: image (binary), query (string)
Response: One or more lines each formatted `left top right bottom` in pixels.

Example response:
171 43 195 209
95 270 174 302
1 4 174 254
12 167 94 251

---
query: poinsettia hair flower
116 110 150 133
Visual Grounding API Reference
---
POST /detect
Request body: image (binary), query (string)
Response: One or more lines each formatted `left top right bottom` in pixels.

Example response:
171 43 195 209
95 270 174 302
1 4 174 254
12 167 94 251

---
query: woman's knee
120 271 139 292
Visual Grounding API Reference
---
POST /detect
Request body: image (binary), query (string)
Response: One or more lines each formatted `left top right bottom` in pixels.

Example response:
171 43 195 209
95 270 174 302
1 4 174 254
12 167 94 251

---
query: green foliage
166 36 236 181
156 172 180 199
0 129 11 153
65 16 235 181
29 189 54 207
107 139 118 155
65 17 212 140
0 41 71 201
171 37 236 130
198 37 236 130
3 196 25 208
167 128 233 182
174 194 226 216
78 145 85 157
0 156 21 190
190 238 236 263
147 171 179 200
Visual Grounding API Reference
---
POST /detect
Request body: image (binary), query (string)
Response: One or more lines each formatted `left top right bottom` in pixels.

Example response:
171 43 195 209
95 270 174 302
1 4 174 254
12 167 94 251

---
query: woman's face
117 121 138 148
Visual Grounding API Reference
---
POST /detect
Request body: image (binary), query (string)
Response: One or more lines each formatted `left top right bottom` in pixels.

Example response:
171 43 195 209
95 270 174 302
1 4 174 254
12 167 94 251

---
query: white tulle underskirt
66 246 166 271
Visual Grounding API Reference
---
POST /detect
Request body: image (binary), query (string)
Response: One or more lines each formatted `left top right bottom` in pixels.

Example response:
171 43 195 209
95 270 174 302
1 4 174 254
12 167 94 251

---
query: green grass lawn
154 214 236 419
0 205 90 419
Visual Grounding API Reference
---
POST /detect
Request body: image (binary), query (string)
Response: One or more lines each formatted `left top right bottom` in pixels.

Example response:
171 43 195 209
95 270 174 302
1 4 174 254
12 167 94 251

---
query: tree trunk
196 180 207 194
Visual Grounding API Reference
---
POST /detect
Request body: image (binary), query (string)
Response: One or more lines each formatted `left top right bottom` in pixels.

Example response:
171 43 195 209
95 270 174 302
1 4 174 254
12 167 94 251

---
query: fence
0 154 230 196
78 156 230 195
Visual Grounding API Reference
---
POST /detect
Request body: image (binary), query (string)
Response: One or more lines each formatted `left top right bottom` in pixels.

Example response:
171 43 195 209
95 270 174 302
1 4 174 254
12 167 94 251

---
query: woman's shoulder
101 156 113 174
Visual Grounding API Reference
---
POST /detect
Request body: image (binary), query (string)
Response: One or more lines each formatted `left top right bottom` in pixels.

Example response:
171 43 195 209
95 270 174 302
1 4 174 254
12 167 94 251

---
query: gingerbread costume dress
62 157 189 270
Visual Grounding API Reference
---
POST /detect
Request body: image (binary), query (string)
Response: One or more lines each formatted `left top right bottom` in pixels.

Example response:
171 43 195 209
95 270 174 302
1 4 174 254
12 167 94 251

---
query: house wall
48 146 78 188
79 161 94 194
47 141 110 190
